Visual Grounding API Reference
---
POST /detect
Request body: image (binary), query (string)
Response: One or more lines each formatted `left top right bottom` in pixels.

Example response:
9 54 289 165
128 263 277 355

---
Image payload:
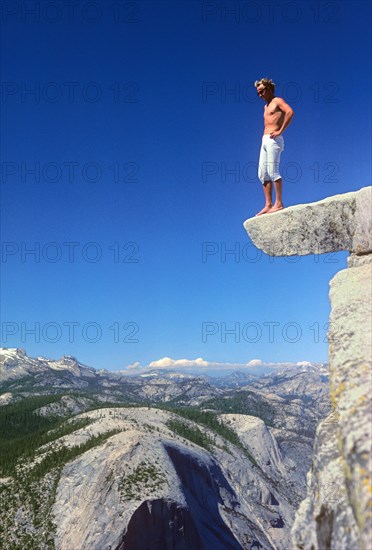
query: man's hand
270 131 282 139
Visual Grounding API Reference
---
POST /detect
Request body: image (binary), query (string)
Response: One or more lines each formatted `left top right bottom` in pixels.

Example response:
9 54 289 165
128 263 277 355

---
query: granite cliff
244 186 372 549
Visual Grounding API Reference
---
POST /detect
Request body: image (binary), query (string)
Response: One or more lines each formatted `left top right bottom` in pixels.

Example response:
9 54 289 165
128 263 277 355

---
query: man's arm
270 97 294 138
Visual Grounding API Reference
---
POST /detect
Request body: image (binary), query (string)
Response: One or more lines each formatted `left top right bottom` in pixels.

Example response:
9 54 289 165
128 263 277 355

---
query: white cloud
246 359 263 366
145 356 278 372
149 357 210 369
126 361 142 370
119 356 319 375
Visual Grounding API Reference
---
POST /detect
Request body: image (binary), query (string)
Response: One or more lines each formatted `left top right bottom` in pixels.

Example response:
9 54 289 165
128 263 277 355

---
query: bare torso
263 98 285 135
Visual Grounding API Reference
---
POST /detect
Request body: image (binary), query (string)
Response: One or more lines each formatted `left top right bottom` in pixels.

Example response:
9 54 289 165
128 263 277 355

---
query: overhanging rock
243 187 372 256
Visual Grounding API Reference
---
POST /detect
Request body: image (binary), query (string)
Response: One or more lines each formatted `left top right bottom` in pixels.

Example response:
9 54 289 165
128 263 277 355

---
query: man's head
254 78 275 101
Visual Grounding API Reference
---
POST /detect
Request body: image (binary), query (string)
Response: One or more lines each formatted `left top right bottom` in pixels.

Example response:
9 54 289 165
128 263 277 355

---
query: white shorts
258 134 284 185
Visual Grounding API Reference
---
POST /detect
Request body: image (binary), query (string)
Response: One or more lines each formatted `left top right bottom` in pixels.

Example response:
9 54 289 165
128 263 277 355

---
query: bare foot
267 204 284 214
255 204 272 216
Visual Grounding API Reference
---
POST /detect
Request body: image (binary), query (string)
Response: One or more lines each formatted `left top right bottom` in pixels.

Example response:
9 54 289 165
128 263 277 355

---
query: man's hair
254 78 275 93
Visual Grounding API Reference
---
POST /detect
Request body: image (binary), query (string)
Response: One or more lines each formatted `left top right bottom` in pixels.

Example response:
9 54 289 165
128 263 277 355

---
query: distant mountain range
0 346 328 393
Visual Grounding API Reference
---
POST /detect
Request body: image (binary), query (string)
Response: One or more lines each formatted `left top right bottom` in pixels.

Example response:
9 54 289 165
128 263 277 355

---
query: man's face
257 86 267 101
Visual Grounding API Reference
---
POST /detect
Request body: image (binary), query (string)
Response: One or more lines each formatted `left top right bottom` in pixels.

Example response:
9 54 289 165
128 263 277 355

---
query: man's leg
265 137 284 213
256 139 272 216
256 181 273 216
269 178 284 213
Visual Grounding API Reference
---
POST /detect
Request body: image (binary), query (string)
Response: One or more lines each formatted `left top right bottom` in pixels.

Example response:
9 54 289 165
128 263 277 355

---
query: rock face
328 256 372 549
244 186 372 549
117 497 205 550
243 187 371 256
291 412 359 549
50 408 299 550
220 415 289 480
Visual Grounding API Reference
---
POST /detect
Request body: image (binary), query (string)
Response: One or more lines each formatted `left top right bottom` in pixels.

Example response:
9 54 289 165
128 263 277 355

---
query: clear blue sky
1 0 371 371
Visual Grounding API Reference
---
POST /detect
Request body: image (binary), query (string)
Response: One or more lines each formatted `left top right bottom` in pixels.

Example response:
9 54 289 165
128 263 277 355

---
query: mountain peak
0 347 26 357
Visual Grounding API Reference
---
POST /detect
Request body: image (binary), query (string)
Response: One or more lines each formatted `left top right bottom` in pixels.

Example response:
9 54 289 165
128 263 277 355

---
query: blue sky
1 0 371 372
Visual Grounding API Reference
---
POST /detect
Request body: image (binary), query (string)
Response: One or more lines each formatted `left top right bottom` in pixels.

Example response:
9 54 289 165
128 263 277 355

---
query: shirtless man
254 78 294 215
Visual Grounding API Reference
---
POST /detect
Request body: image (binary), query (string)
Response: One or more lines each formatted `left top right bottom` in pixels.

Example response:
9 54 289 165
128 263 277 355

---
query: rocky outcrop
244 187 371 256
243 186 372 549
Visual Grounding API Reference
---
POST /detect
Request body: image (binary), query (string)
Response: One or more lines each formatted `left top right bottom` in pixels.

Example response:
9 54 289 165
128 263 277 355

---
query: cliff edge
244 187 371 257
243 186 372 550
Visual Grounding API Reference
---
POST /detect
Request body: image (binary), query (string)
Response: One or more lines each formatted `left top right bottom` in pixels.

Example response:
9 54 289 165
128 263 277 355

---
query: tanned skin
256 84 294 216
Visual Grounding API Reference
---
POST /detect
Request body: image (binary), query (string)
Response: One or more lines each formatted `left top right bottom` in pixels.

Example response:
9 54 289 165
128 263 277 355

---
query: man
254 78 294 216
